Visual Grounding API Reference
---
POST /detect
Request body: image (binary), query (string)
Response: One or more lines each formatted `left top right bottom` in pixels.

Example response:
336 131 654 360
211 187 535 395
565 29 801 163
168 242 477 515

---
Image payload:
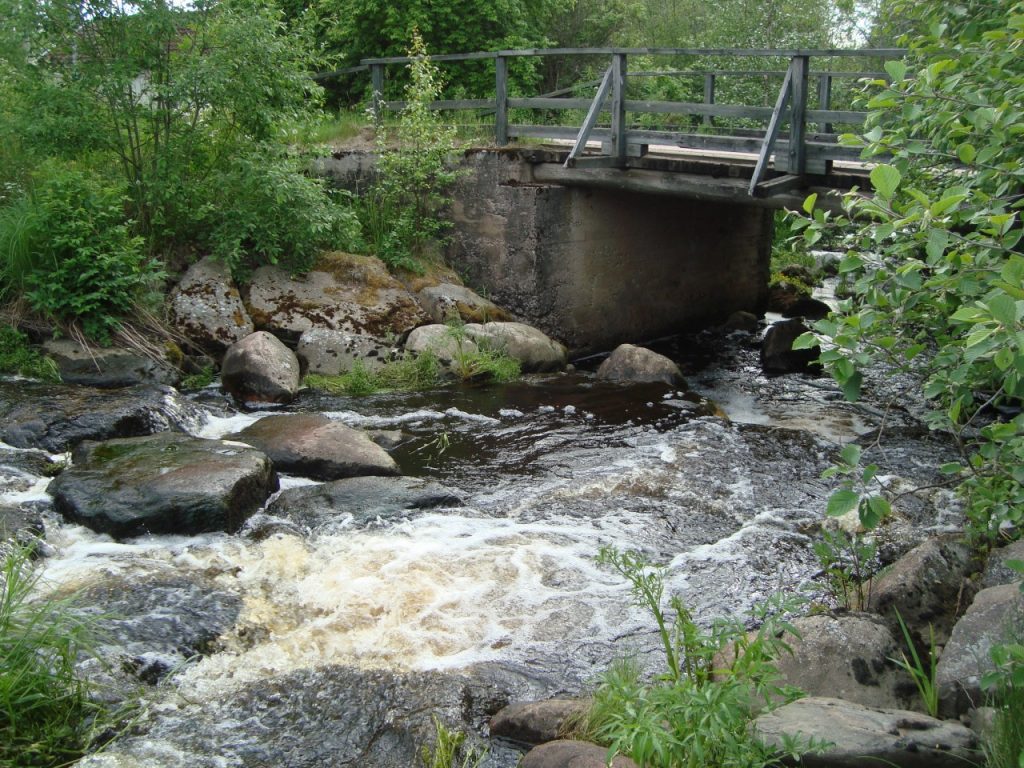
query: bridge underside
448 150 783 354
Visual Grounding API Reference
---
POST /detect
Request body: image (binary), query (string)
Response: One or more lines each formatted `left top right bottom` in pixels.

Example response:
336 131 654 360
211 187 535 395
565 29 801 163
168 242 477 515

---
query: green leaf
940 462 963 475
987 294 1018 326
956 143 976 163
827 489 860 517
884 60 907 82
791 332 820 350
840 443 862 467
925 229 949 261
802 193 818 215
841 370 863 402
862 495 891 528
870 164 902 200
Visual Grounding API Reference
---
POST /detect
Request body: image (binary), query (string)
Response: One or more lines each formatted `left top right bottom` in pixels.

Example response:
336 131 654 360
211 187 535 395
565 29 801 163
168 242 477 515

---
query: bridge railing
332 47 906 196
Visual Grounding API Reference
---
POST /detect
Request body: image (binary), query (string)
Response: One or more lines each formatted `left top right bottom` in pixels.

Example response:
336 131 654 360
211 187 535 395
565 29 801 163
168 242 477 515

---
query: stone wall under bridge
313 148 773 355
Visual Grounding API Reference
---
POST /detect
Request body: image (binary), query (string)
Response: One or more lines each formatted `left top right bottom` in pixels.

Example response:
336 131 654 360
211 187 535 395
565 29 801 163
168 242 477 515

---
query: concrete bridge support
448 150 773 354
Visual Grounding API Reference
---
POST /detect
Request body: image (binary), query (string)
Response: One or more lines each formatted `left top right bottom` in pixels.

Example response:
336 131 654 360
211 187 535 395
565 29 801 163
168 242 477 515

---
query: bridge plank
624 100 775 119
510 97 595 110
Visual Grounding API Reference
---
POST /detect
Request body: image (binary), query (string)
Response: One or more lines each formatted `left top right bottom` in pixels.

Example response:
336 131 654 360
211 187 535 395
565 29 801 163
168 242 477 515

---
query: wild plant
812 528 877 612
587 547 812 768
890 609 939 717
419 714 487 768
982 561 1024 768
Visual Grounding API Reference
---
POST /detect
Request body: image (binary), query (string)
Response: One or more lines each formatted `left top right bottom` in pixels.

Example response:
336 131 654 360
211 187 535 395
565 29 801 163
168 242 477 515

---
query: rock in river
49 433 277 538
230 413 399 481
169 254 254 352
221 331 301 404
0 380 202 453
596 344 686 387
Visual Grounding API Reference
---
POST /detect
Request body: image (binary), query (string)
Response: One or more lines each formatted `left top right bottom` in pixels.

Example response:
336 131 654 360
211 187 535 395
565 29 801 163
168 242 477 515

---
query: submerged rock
49 433 277 538
245 252 428 344
936 581 1024 717
221 331 301 404
0 380 202 453
169 255 254 351
76 663 552 768
229 413 399 481
267 475 463 533
43 339 178 388
596 344 686 387
753 697 978 768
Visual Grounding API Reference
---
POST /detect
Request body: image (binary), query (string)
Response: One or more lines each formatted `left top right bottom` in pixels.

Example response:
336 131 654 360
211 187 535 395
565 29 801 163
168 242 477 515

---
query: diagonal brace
565 64 614 168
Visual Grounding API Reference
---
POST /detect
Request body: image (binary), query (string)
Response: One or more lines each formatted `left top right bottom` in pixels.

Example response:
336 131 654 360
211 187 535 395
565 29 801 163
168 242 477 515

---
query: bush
0 545 113 767
15 164 164 343
200 150 364 281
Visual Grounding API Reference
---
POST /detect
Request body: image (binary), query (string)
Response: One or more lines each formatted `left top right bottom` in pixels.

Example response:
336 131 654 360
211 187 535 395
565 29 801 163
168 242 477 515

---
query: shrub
17 164 164 343
0 545 112 767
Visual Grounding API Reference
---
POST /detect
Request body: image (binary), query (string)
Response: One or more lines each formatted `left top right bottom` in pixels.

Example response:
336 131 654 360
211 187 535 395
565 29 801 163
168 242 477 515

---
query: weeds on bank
891 610 940 718
179 364 216 391
982 563 1024 768
0 325 60 382
419 715 487 768
304 351 442 396
584 547 819 768
445 321 520 384
0 544 113 767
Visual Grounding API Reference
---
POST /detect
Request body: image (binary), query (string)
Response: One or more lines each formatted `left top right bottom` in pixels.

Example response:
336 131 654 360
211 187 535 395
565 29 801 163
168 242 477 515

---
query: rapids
0 327 963 767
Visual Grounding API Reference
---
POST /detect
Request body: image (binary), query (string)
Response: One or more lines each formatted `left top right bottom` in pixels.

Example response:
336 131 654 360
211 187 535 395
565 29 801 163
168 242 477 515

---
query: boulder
521 740 638 768
0 504 44 550
49 433 277 539
168 255 254 351
463 322 567 372
221 332 301 404
489 699 589 745
760 319 820 374
42 339 178 388
229 413 398 481
722 310 760 333
296 328 395 375
768 613 913 709
752 697 978 768
782 297 832 320
266 475 462 534
936 582 1024 717
595 344 686 387
404 324 477 368
981 539 1024 588
767 280 811 314
245 252 428 344
0 380 203 453
416 283 512 324
868 538 976 646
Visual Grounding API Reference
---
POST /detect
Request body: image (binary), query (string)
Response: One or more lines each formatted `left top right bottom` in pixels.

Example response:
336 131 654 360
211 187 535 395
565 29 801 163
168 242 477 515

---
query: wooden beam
565 65 614 167
748 63 793 195
753 173 805 197
788 55 809 176
495 55 509 146
611 53 628 166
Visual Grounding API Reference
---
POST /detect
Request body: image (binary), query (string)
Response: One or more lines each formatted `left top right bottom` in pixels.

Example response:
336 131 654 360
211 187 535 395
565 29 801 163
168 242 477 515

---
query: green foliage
362 33 459 273
445 322 521 384
982 564 1024 768
812 528 877 611
303 351 442 396
199 150 363 281
0 545 111 767
180 364 216 391
10 165 164 343
418 714 487 768
587 547 812 768
891 610 939 717
795 0 1024 544
0 195 43 304
0 326 60 382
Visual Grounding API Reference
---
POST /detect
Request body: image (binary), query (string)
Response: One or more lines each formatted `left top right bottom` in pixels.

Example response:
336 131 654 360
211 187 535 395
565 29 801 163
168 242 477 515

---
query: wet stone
266 475 464 534
0 380 203 453
49 433 277 539
43 339 178 389
489 699 589 746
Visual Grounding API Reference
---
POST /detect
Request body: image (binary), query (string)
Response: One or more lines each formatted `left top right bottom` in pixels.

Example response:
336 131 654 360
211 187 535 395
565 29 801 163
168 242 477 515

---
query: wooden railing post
817 73 832 134
370 63 384 124
610 52 627 166
787 54 809 176
495 55 509 146
703 72 716 128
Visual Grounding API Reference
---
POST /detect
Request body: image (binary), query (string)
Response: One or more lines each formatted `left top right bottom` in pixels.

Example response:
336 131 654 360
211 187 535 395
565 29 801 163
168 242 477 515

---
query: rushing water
0 327 963 767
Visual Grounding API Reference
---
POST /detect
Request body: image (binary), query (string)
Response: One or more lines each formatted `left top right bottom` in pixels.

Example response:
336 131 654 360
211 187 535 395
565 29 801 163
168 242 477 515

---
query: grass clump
446 321 521 385
179 364 216 391
419 714 487 768
0 544 112 767
0 325 59 382
582 547 816 768
304 351 442 397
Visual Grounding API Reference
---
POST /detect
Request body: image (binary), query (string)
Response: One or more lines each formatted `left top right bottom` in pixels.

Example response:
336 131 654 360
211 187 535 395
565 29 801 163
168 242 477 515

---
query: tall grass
0 194 45 304
0 544 108 767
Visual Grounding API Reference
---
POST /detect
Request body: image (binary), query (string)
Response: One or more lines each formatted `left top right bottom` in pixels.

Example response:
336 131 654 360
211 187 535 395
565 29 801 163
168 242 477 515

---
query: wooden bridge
324 47 905 201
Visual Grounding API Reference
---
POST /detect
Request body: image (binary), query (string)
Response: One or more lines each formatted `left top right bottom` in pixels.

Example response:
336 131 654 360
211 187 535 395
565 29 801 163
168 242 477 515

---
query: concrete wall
448 151 773 354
